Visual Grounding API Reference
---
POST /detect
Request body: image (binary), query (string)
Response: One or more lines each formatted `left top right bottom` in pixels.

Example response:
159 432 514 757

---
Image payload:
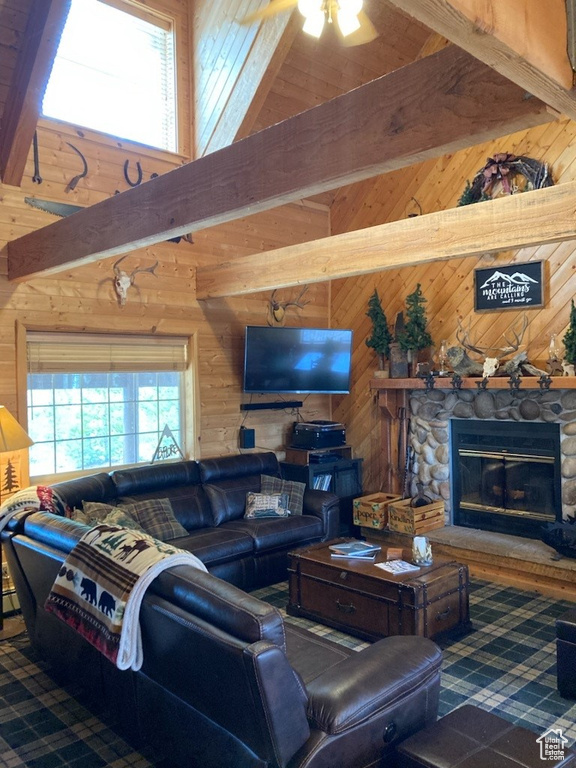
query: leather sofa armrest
305 636 442 735
303 489 340 540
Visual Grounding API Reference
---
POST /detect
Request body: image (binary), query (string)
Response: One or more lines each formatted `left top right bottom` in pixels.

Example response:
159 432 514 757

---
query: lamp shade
0 407 33 453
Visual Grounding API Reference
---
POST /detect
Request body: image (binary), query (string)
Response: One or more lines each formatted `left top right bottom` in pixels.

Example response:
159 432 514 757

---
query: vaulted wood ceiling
1 0 575 289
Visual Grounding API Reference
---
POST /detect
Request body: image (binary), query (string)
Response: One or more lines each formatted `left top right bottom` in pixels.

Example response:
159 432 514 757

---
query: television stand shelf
280 450 363 535
284 445 353 465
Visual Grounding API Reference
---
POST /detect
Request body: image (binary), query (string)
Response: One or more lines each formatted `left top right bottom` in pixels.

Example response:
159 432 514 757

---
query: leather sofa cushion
117 485 212 531
225 515 323 553
150 565 286 649
198 452 280 484
112 461 201 495
284 624 354 684
203 476 262 525
171 527 254 566
52 473 117 514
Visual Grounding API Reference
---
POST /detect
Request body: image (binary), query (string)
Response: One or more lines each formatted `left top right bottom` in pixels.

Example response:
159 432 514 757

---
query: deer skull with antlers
267 286 310 326
110 254 159 307
448 314 529 377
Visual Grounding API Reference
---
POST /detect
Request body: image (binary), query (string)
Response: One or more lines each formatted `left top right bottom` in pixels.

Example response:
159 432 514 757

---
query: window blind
27 333 188 373
42 0 176 152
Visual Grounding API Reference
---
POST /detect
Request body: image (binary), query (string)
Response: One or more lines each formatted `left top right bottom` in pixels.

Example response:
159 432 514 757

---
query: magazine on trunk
375 560 421 574
329 541 381 558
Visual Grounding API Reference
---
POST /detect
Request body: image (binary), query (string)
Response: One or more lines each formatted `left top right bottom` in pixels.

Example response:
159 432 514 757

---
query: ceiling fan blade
241 0 298 25
339 10 379 47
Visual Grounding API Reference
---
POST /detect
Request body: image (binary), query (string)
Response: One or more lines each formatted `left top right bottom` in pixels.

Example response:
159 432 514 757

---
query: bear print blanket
44 524 207 671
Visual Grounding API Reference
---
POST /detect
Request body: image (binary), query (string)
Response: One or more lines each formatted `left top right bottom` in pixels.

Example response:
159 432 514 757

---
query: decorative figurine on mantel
437 339 450 377
547 333 563 376
562 300 576 376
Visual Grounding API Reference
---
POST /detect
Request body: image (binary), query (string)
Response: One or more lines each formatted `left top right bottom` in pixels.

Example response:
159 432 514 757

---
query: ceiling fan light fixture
302 10 325 36
337 9 361 36
298 0 323 18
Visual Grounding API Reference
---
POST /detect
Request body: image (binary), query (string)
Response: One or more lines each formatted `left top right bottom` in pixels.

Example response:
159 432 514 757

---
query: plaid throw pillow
260 475 305 516
72 503 146 533
245 491 290 519
119 498 188 541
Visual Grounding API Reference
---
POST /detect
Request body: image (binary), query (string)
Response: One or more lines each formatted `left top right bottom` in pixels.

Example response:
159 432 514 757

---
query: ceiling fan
241 0 378 46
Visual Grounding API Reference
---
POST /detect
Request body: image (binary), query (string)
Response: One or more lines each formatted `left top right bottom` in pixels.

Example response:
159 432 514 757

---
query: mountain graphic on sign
479 271 538 289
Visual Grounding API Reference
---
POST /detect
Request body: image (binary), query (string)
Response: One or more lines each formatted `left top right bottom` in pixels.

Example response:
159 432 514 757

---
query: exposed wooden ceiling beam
0 0 71 187
386 0 576 119
196 181 576 297
7 45 552 281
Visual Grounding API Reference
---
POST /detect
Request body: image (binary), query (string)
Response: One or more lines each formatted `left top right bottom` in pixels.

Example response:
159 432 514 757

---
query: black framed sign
474 261 544 312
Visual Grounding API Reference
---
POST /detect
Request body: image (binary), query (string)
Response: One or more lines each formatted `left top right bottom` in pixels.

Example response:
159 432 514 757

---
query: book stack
329 540 381 561
313 473 332 491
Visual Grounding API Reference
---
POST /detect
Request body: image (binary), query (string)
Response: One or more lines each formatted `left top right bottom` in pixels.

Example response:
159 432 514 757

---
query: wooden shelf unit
281 449 363 535
284 445 353 465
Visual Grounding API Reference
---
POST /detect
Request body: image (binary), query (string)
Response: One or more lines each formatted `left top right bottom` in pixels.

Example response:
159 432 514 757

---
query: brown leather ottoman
396 705 576 767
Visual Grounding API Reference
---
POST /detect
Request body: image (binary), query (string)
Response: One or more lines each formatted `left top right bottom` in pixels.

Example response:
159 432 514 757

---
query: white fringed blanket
45 524 207 671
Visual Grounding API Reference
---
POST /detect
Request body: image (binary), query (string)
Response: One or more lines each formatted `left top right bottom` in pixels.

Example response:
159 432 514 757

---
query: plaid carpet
1 579 575 767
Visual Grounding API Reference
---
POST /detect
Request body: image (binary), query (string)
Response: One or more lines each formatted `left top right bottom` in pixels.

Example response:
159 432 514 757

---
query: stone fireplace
407 386 576 538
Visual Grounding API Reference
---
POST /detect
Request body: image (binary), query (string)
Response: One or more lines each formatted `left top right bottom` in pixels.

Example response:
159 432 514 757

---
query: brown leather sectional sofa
2 452 443 767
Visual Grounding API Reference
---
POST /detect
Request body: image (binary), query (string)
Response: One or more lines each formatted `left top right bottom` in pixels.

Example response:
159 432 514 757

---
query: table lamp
0 406 33 640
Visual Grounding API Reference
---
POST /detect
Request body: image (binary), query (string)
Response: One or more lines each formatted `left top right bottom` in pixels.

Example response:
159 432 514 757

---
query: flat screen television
243 326 353 394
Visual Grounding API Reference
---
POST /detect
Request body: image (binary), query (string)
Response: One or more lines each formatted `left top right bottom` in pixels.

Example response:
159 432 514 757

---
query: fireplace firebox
450 419 561 539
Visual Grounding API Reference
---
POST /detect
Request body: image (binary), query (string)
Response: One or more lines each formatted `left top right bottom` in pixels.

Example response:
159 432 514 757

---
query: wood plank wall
0 0 332 470
330 116 576 495
193 0 263 156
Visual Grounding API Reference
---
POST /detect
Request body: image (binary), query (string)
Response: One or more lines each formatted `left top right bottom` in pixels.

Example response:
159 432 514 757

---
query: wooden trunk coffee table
287 539 470 642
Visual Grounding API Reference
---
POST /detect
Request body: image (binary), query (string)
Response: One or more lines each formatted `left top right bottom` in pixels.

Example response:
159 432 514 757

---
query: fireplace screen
459 451 555 519
451 420 561 538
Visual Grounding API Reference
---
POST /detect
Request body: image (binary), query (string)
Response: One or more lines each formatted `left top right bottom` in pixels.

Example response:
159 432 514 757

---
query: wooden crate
353 492 401 529
388 498 445 534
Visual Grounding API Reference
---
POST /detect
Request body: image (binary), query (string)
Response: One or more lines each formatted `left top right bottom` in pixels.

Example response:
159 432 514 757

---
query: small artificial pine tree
398 283 433 354
563 299 576 365
365 289 393 369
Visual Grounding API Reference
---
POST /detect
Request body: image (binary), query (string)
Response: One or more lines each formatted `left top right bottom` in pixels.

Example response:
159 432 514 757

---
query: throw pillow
118 498 188 541
260 475 305 516
71 504 146 533
102 508 146 533
245 491 290 519
70 507 91 525
81 501 117 524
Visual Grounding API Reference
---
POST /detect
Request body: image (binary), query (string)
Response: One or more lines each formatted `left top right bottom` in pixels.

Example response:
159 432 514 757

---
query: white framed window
43 0 177 152
26 333 188 480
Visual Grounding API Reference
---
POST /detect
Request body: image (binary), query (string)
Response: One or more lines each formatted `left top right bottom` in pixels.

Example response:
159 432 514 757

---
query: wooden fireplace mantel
370 376 576 391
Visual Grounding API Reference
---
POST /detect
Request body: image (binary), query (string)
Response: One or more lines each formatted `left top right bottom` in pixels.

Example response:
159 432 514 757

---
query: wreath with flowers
458 153 553 206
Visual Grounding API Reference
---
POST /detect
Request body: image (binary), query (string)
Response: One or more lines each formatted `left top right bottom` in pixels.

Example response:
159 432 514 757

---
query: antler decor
266 286 310 326
448 314 542 378
111 255 159 307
